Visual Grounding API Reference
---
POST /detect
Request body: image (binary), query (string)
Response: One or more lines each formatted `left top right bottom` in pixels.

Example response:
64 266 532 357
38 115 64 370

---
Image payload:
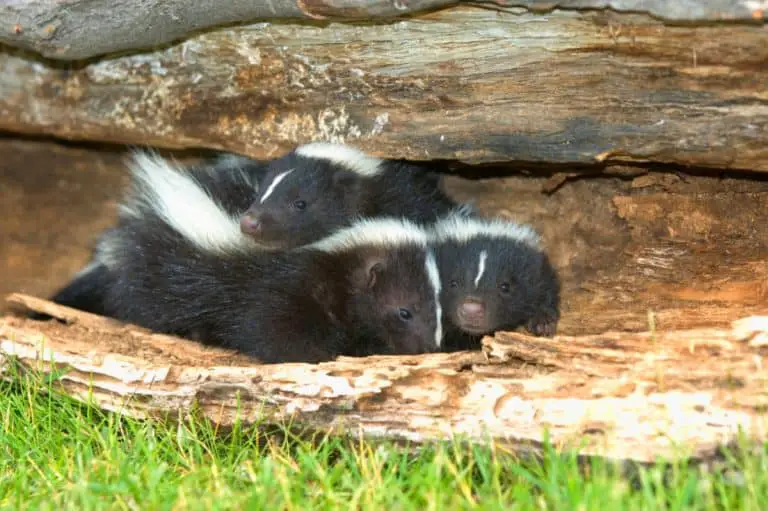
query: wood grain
1 8 766 170
1 1 763 60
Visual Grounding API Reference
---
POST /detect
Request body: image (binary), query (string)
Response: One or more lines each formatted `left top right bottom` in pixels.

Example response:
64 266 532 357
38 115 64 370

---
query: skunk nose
458 299 486 324
240 213 262 235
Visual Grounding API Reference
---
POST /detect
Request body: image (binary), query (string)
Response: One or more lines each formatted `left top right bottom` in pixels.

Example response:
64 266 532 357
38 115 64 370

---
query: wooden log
1 1 763 61
1 7 767 170
2 293 767 463
2 138 766 333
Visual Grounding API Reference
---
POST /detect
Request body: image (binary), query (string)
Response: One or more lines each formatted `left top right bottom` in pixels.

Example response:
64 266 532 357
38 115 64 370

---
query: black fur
241 149 466 249
98 214 441 363
190 154 268 216
47 262 112 317
434 236 560 352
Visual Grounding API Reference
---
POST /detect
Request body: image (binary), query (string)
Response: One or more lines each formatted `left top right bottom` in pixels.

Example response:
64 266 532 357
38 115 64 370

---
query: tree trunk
2 294 767 463
1 7 766 170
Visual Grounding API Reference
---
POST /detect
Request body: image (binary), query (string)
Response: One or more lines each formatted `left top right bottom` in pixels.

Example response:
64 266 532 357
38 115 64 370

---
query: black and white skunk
429 215 560 352
239 142 469 249
46 151 268 316
50 152 446 363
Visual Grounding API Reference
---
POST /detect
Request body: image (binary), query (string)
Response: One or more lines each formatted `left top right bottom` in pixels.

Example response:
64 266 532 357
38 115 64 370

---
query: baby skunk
46 151 267 316
240 142 468 249
100 221 444 364
429 215 560 352
53 151 445 363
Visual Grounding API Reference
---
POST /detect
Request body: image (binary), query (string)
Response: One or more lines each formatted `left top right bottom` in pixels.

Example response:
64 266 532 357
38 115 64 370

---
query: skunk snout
457 298 487 331
240 212 262 236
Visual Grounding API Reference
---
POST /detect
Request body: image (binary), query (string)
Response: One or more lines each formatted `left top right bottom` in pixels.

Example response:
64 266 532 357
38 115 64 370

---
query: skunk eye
449 280 459 288
398 308 413 321
499 282 512 294
293 199 307 210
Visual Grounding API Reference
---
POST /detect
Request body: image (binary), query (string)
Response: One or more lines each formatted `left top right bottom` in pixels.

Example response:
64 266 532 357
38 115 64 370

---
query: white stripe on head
430 214 541 248
473 250 488 288
295 142 383 177
425 250 443 349
306 217 428 253
259 168 295 203
125 151 253 254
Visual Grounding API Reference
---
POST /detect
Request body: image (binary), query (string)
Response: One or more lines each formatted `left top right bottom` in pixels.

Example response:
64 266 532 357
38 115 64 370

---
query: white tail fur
122 151 254 254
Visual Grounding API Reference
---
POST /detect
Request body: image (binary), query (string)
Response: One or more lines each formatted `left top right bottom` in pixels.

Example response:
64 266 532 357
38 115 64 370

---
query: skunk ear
366 260 385 289
351 256 386 291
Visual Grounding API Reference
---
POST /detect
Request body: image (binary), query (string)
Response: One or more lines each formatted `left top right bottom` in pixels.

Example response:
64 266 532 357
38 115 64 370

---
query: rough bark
2 293 767 463
1 8 766 170
1 1 764 61
0 0 450 60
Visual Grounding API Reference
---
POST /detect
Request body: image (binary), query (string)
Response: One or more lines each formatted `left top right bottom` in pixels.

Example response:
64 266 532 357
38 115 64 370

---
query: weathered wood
3 293 767 463
1 0 456 61
2 141 765 462
1 8 766 170
1 1 764 61
3 138 766 333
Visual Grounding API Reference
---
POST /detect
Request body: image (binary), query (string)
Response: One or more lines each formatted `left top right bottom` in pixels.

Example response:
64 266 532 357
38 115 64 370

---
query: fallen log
2 293 767 464
3 138 766 333
1 7 767 170
1 1 763 61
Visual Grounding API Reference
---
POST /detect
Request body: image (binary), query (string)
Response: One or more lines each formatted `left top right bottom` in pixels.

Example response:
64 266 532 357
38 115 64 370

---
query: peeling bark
1 1 764 60
1 8 766 170
2 294 767 463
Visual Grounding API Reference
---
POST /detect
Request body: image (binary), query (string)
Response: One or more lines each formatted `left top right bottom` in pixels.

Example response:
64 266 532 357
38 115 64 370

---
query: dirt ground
1 138 766 336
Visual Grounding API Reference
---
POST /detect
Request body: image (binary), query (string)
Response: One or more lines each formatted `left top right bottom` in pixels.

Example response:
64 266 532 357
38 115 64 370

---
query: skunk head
431 216 560 337
240 143 383 249
309 217 444 354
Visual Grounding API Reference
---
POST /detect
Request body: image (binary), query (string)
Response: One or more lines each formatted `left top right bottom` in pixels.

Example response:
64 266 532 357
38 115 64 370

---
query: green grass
0 368 766 510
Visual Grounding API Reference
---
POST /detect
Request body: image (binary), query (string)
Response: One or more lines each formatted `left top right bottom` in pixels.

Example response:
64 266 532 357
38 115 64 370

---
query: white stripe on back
259 169 295 203
306 217 428 253
474 250 488 288
126 151 252 254
430 214 540 247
